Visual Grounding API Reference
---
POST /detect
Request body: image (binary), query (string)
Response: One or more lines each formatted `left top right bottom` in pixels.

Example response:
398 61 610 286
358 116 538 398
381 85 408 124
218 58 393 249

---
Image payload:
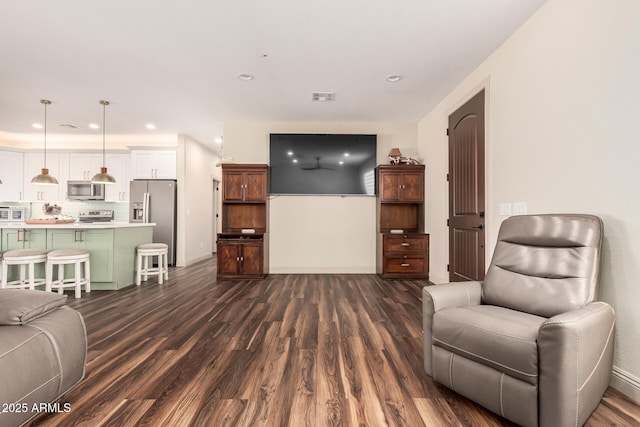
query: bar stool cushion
48 249 90 259
3 249 48 260
138 243 168 251
0 289 67 326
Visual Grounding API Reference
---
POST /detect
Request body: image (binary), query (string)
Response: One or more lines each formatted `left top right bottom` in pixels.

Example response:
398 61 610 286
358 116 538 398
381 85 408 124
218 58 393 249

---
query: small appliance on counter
78 210 114 223
0 206 25 222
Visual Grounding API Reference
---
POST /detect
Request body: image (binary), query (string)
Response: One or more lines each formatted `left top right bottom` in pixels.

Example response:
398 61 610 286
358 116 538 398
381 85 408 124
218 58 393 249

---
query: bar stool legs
136 243 169 286
46 249 91 299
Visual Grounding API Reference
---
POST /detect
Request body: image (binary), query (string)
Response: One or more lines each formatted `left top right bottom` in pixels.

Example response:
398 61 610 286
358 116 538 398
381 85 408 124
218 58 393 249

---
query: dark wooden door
244 171 267 202
223 172 244 202
400 172 424 202
448 90 485 282
240 242 262 275
217 241 240 276
380 171 401 201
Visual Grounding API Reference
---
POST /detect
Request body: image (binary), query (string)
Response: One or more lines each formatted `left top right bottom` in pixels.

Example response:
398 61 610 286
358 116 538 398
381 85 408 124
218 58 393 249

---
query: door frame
447 85 490 281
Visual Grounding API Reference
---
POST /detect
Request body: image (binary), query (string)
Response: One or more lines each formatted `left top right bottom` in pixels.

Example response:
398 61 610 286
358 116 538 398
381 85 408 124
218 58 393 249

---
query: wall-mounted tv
269 133 377 195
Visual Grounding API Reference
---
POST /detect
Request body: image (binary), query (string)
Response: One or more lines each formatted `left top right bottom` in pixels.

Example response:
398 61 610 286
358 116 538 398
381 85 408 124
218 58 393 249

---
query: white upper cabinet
23 152 62 201
69 153 104 181
104 153 130 202
0 150 24 202
130 149 176 179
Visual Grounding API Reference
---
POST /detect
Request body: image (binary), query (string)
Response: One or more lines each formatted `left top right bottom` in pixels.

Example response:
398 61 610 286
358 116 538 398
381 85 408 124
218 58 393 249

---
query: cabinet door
240 242 262 275
217 241 241 276
0 150 24 201
69 153 103 180
131 151 156 179
379 171 401 202
83 229 114 282
104 154 130 202
223 172 244 202
155 151 177 179
23 153 62 201
400 172 424 202
3 229 47 251
244 171 267 202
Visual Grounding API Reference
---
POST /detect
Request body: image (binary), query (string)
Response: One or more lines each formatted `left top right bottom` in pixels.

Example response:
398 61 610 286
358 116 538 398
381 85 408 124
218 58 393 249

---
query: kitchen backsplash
2 201 130 221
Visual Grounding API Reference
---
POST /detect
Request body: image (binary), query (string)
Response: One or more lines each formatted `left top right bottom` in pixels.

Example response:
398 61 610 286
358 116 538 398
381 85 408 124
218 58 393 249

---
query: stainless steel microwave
67 181 105 200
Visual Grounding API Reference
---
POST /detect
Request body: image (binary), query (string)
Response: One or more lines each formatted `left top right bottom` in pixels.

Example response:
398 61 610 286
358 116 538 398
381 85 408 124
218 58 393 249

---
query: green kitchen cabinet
47 228 114 283
1 229 47 282
1 228 47 251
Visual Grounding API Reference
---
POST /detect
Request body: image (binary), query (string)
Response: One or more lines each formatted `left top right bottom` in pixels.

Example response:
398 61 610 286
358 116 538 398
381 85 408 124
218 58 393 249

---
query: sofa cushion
432 305 546 385
0 289 67 325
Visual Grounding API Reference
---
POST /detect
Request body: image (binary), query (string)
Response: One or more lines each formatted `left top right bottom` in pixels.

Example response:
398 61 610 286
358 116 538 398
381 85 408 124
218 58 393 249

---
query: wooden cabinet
130 150 176 179
222 165 267 202
0 150 24 201
379 167 424 202
376 164 429 279
217 164 269 280
216 237 264 279
378 233 429 279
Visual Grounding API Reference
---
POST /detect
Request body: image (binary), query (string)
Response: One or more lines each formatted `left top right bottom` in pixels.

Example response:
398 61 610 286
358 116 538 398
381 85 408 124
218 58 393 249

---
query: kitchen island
0 222 155 290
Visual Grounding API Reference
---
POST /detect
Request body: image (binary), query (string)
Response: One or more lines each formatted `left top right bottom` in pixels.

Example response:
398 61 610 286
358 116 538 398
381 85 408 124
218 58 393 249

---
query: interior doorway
448 89 486 282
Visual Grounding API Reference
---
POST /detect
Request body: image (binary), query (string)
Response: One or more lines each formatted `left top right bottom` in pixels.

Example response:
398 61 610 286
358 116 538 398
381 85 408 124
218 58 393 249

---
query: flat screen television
269 133 377 195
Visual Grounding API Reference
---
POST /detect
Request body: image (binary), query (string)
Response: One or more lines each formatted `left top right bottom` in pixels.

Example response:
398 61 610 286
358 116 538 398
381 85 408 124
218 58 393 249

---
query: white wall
223 121 417 273
417 0 640 400
176 134 221 267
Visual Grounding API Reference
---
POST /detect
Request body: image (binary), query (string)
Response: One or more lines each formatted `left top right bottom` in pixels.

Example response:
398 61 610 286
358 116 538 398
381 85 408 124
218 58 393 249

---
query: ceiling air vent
58 124 79 129
311 92 335 102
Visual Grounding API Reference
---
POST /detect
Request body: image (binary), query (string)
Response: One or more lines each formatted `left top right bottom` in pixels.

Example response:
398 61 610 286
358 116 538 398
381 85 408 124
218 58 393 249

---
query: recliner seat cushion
432 305 546 385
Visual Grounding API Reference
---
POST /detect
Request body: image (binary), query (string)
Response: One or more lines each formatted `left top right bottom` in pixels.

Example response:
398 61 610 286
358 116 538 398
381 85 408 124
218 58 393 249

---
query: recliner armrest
538 301 615 427
0 289 67 326
422 281 482 375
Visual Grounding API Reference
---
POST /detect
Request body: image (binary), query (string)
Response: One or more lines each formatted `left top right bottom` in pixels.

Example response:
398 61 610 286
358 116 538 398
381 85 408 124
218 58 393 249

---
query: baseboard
269 266 376 274
184 253 213 267
611 366 640 404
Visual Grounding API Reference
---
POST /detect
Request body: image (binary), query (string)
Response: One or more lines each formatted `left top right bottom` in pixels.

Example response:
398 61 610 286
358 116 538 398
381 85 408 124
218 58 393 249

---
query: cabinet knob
401 242 410 247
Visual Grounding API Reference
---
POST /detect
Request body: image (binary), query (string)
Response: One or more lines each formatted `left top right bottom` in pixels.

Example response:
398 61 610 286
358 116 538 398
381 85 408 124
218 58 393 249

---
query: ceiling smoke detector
311 92 335 102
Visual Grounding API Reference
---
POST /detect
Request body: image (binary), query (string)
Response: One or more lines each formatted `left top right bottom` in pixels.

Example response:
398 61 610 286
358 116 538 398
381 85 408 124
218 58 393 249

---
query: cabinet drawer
383 235 425 253
384 257 426 274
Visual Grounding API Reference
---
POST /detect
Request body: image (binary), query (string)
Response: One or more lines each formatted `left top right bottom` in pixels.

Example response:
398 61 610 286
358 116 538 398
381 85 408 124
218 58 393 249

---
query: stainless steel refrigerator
130 179 177 266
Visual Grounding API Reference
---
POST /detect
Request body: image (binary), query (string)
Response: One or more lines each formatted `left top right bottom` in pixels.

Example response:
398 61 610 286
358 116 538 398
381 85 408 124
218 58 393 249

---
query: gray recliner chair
423 214 615 427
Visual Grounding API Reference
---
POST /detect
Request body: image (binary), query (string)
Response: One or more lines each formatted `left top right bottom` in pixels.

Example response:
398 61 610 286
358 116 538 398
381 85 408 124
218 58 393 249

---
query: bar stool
136 243 169 286
1 249 48 290
46 249 91 299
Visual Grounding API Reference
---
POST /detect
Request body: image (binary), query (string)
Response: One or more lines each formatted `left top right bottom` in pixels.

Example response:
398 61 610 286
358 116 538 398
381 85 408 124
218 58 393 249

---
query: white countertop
0 221 156 229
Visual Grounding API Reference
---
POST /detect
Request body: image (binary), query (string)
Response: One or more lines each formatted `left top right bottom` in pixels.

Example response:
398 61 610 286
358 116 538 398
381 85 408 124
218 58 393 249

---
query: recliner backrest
482 214 603 317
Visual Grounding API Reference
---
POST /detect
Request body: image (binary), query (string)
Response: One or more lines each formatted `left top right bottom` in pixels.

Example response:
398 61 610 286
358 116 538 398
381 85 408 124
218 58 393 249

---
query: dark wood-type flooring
28 258 640 426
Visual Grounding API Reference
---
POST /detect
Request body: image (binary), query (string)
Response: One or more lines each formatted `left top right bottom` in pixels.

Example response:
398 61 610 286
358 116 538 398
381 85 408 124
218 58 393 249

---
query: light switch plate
499 203 512 216
512 202 528 215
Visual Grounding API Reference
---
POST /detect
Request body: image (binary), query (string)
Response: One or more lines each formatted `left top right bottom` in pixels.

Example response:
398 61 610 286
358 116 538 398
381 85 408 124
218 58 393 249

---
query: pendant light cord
43 100 48 169
102 101 106 164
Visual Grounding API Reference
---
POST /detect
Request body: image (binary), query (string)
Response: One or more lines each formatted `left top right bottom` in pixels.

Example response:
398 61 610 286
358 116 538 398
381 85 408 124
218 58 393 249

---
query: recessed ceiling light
89 123 100 129
344 152 350 157
287 151 294 156
214 137 223 144
145 123 156 130
238 73 254 81
32 123 43 129
292 159 298 163
339 161 344 165
386 74 403 82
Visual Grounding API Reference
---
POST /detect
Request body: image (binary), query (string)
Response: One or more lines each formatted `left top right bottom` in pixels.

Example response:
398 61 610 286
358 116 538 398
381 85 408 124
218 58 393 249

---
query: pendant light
91 100 116 184
31 99 59 185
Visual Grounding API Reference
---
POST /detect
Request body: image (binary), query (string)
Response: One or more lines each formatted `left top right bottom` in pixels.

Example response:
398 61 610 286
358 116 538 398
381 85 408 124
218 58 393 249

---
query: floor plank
25 258 640 426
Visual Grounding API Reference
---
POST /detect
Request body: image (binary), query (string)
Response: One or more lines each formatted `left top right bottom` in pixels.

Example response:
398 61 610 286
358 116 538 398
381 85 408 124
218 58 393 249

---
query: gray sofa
423 214 615 427
0 289 87 427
